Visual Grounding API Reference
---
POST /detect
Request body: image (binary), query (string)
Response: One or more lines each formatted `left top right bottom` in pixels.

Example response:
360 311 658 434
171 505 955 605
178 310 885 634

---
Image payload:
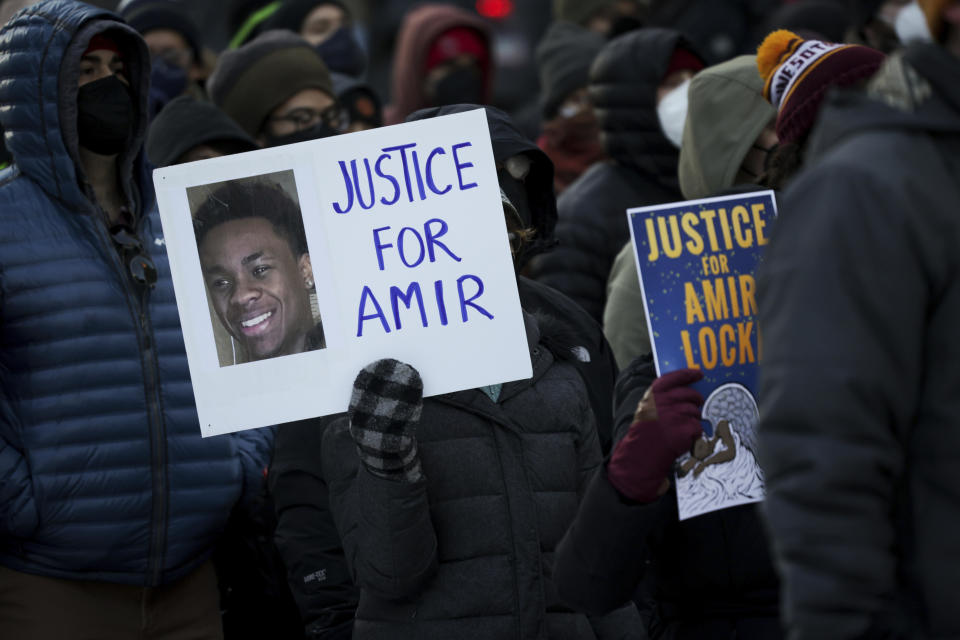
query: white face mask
657 78 690 149
895 1 933 44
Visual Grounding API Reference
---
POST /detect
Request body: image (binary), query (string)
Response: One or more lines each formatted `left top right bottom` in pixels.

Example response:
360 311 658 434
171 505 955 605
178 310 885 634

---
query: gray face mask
894 1 933 44
656 78 691 150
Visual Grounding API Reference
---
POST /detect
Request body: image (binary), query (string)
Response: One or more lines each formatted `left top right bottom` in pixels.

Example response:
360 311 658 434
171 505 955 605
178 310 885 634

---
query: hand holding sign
349 359 424 484
608 368 705 504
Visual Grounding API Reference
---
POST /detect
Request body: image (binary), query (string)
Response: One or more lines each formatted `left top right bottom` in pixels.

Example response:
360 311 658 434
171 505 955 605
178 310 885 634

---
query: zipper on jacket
92 214 168 586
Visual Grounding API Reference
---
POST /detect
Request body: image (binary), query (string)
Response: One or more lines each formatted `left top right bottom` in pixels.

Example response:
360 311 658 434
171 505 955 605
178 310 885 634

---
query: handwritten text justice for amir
330 141 495 337
642 201 769 370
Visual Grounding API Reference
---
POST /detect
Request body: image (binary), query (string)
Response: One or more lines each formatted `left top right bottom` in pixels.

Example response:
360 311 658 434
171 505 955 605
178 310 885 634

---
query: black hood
405 104 557 268
146 96 259 167
808 44 960 162
588 27 700 193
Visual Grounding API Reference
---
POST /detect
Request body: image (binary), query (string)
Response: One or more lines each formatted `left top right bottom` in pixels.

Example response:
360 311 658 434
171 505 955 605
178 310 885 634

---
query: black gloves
348 359 424 483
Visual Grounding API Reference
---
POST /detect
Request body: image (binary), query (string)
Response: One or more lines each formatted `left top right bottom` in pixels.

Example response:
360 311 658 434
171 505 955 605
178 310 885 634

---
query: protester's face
144 28 194 71
262 88 338 140
557 87 591 119
423 56 485 106
656 69 695 105
199 217 314 361
736 122 778 184
78 48 126 87
301 3 347 46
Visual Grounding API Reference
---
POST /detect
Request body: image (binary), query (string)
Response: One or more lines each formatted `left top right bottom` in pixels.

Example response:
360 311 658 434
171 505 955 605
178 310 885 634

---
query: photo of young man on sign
188 171 325 367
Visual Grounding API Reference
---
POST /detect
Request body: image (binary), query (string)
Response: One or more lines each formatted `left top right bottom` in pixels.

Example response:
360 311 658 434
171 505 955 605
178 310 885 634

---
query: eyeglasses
110 224 158 289
267 104 343 133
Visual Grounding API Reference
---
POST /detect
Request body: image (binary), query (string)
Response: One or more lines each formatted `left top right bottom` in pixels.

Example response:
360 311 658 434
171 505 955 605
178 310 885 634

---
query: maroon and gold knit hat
757 29 885 144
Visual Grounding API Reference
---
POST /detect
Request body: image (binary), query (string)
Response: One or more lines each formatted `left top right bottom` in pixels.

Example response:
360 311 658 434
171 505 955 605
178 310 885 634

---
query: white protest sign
154 109 532 437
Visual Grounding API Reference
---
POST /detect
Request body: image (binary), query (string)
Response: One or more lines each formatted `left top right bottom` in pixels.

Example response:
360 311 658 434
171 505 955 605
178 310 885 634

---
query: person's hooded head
535 21 606 192
331 72 383 132
589 28 704 190
262 0 366 77
146 96 259 167
756 29 885 188
404 104 557 270
678 55 777 200
194 178 320 361
119 0 202 70
119 0 206 114
207 30 340 147
0 1 151 206
386 4 492 124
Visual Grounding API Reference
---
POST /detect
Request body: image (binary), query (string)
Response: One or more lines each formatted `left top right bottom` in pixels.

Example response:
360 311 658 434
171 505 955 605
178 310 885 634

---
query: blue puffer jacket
0 0 273 586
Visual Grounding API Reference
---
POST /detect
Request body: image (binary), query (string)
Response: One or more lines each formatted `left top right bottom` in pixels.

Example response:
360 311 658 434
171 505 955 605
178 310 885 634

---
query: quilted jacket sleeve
322 418 438 601
555 356 661 617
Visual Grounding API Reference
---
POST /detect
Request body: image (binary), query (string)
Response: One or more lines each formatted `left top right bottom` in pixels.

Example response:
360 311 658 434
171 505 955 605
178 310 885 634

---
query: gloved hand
607 368 705 503
348 358 424 483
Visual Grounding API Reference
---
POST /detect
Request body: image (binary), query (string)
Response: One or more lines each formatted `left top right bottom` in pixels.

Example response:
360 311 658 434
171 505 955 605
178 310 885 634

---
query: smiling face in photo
199 217 314 361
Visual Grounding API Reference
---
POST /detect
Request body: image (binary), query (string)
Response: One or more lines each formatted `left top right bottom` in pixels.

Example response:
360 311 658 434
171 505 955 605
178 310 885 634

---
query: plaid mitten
348 359 424 483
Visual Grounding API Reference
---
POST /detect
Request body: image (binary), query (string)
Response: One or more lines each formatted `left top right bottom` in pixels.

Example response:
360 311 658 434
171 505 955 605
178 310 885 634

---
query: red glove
607 368 705 503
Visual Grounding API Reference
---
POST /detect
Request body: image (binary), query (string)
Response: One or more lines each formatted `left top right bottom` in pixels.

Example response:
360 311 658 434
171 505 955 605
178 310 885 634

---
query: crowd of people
0 0 958 639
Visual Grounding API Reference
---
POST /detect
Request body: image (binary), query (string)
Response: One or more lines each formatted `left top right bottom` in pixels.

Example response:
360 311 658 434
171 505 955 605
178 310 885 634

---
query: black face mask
263 120 339 148
77 75 134 155
430 66 484 107
315 27 367 77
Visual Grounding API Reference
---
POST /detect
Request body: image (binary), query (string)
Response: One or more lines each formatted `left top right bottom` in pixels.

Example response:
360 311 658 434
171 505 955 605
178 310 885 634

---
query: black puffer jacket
271 282 624 638
322 314 641 640
528 29 694 321
758 44 960 640
554 356 781 640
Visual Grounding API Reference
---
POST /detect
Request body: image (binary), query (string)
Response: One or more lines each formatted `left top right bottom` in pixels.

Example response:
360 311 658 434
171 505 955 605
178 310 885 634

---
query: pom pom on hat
757 29 802 82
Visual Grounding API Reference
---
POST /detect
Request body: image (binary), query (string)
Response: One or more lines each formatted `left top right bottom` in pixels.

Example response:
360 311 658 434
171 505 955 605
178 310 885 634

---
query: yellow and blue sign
627 190 777 433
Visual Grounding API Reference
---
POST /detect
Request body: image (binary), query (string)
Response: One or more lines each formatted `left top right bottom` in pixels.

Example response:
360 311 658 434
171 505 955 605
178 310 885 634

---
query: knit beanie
918 0 953 40
552 0 616 26
425 26 489 71
146 96 258 167
207 30 335 137
757 29 885 144
536 21 604 119
119 0 202 64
